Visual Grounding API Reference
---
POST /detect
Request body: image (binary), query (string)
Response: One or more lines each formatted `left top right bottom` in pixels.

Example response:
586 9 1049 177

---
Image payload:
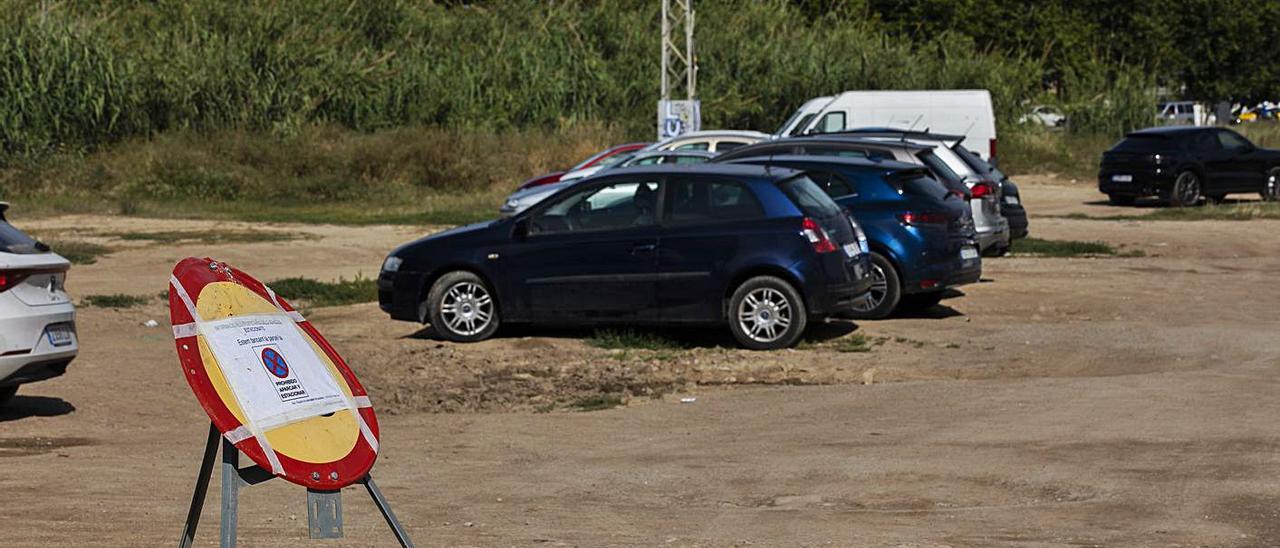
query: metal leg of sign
220 437 239 548
361 475 416 548
178 423 220 548
307 489 344 538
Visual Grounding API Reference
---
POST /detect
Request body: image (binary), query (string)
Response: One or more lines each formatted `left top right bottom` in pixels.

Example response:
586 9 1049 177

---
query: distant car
1156 101 1207 126
0 203 77 406
381 164 874 350
643 130 770 153
729 156 980 319
1019 105 1066 128
1099 126 1280 206
517 142 649 190
499 151 716 217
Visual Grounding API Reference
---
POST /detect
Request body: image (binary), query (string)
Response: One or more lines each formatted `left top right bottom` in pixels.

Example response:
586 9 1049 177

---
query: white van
774 90 999 162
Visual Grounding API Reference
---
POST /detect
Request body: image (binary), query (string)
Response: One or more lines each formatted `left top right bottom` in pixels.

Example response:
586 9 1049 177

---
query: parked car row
383 111 1028 349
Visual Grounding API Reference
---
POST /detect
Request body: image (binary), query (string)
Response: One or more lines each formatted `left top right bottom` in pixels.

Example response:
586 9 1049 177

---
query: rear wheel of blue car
425 271 500 342
728 276 807 351
847 252 901 320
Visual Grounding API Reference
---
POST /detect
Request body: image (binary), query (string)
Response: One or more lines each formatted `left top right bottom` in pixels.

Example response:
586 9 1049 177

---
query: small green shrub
82 294 149 308
267 277 376 308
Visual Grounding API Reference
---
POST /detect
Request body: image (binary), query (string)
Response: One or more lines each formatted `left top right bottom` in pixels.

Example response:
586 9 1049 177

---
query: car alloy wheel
439 281 493 336
1264 168 1280 201
737 287 792 344
1170 171 1202 207
851 264 887 313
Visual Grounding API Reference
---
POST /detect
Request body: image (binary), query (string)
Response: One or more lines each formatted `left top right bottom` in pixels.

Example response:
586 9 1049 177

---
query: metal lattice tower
660 0 696 102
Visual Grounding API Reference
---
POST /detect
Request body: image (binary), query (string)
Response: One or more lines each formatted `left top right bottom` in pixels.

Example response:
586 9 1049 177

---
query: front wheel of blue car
425 271 501 342
728 276 807 351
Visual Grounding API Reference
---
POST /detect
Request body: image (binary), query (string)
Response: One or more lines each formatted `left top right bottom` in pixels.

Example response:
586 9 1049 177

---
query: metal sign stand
178 422 414 548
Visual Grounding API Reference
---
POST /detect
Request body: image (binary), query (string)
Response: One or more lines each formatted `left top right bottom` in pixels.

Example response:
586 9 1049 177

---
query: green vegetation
1009 238 1137 258
81 294 149 308
42 240 110 265
109 229 306 244
569 394 625 412
1143 203 1280 222
587 329 684 351
267 277 376 308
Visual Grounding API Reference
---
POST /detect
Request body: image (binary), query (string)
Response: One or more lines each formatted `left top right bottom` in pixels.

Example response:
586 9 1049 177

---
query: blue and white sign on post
657 100 701 140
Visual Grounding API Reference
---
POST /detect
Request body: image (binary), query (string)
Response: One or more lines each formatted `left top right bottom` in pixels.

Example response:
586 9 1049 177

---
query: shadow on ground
0 395 76 423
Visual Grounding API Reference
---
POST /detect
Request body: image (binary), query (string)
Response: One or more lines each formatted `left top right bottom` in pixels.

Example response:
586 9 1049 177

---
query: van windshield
778 175 841 218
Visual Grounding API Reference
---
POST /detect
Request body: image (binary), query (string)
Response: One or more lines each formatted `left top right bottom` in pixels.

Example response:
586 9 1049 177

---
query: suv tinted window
665 178 763 225
779 175 841 218
0 219 41 254
806 147 869 159
1114 134 1175 152
530 180 661 234
716 141 745 152
1217 130 1252 151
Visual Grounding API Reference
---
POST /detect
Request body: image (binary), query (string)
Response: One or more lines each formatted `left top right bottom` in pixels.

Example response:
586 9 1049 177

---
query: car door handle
631 243 656 255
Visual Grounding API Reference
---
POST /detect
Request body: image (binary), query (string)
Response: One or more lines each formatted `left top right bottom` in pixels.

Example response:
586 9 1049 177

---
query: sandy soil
3 179 1279 546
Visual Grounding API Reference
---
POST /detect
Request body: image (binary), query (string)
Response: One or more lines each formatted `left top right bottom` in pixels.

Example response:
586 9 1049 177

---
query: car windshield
775 107 812 136
950 144 994 176
0 218 42 254
917 150 961 184
778 175 841 218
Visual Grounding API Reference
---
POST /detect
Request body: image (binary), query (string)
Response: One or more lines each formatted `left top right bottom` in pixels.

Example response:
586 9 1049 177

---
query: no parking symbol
257 345 309 402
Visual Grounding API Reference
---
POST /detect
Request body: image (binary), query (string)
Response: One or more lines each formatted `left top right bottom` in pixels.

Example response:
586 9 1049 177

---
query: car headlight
381 255 403 273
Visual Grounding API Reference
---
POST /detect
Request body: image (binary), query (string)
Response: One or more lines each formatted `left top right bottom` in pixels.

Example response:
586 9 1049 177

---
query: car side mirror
512 218 530 241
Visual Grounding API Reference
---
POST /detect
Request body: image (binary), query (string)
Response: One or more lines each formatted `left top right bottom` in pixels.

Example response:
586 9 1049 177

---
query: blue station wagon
729 156 981 318
379 164 874 350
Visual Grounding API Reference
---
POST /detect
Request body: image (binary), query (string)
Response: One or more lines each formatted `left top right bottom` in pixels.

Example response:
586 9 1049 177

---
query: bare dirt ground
3 177 1280 546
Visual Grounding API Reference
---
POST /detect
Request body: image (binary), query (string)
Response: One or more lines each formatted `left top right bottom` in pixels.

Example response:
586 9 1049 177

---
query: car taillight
897 212 950 226
0 271 31 293
989 138 997 163
970 182 995 199
801 217 838 254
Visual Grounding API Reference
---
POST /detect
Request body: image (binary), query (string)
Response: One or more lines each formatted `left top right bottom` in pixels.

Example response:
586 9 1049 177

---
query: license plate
45 323 74 347
960 246 979 260
843 243 861 257
1004 196 1020 205
1111 174 1133 182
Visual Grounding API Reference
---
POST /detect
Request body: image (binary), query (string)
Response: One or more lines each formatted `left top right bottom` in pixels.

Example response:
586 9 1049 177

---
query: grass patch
1143 202 1280 221
42 240 110 265
798 333 879 353
81 293 149 308
569 394 625 412
267 277 376 308
587 329 683 351
1009 237 1120 257
107 229 307 244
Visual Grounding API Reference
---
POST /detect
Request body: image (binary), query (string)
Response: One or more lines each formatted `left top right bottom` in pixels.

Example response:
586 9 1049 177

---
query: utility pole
658 0 699 140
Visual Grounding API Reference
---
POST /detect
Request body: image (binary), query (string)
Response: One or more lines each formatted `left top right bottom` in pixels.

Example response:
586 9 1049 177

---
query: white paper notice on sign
201 314 348 432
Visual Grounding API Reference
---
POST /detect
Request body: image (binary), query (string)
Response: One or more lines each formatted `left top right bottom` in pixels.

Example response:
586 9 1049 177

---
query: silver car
499 151 715 217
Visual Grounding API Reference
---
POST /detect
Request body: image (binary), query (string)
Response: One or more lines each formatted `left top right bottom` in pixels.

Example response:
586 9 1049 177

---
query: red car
516 142 650 190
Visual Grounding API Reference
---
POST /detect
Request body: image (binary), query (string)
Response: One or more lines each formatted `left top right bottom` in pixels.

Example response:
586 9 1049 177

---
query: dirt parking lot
3 177 1279 547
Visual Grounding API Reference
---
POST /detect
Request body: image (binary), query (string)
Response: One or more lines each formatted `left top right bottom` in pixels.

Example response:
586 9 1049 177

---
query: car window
530 180 661 235
789 113 817 136
673 155 707 165
0 219 42 254
664 178 764 225
716 141 746 152
631 156 662 166
674 142 710 151
917 150 961 184
928 145 975 177
817 112 846 133
950 144 993 176
805 170 857 198
804 147 869 159
778 175 841 218
594 152 636 168
1217 130 1252 152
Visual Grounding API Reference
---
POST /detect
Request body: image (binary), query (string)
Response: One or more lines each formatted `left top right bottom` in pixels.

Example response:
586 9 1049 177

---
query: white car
645 130 769 153
0 203 77 406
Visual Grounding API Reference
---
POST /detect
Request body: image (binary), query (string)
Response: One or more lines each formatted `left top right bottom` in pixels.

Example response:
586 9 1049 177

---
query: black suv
1099 127 1280 206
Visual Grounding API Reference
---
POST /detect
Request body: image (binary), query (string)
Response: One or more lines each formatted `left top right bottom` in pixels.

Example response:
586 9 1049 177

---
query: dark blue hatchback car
729 156 981 318
378 164 874 350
